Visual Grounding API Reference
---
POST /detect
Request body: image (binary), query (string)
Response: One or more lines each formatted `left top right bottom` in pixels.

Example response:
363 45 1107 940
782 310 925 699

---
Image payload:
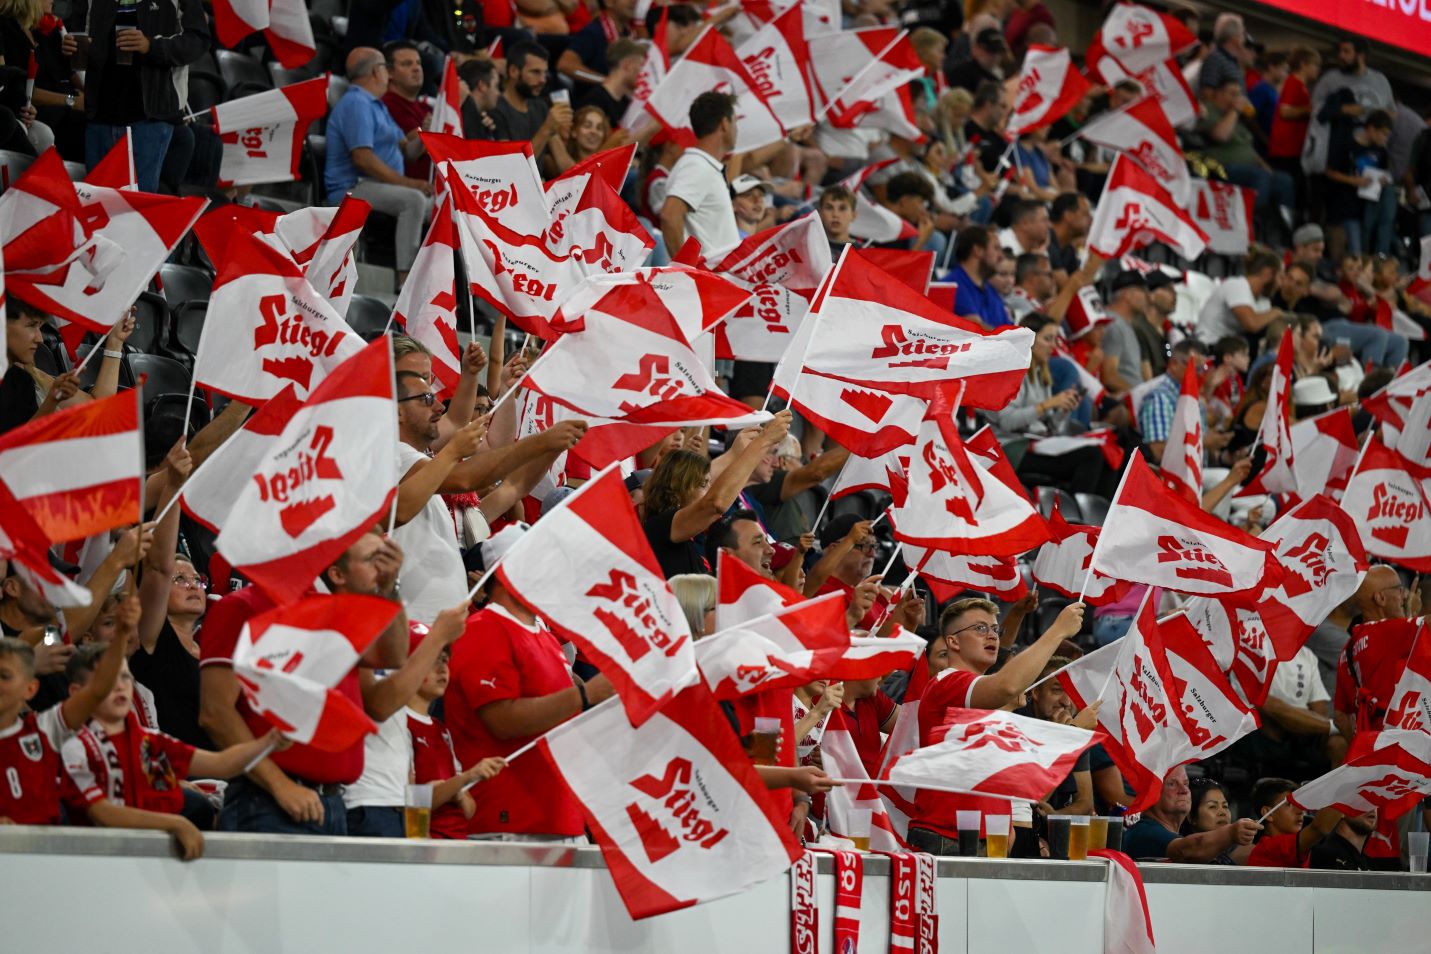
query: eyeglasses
948 621 995 637
399 391 438 406
172 574 209 591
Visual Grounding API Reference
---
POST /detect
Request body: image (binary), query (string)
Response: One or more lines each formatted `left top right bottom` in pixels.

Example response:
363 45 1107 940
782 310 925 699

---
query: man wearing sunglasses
905 596 1086 856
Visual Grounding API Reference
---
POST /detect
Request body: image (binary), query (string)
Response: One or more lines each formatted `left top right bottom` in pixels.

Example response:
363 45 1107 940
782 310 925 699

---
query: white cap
730 174 772 195
479 523 529 571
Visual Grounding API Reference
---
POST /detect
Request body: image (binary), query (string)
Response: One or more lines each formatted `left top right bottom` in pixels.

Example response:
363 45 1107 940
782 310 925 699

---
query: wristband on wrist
576 681 591 711
103 349 123 359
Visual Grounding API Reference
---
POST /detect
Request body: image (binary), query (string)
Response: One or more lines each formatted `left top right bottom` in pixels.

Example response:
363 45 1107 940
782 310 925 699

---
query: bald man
324 46 433 284
1332 566 1422 741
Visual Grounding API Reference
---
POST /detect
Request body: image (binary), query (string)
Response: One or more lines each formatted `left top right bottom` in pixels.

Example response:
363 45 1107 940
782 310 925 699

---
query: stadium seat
345 295 394 341
33 341 65 377
169 301 208 359
185 71 227 113
1035 486 1081 523
306 134 327 207
216 50 273 99
268 62 317 88
0 148 33 190
129 353 195 406
326 75 349 109
158 263 214 310
129 292 170 355
63 161 86 181
75 342 137 391
1073 493 1110 527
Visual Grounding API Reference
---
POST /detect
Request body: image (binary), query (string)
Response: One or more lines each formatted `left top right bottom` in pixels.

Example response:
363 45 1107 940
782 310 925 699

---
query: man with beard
492 40 573 166
1309 808 1380 870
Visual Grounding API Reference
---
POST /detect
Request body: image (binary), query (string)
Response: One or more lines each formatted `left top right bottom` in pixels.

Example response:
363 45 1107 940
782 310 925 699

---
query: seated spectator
1006 252 1053 320
459 57 500 141
638 412 790 578
326 47 434 283
1309 808 1379 871
565 104 613 168
1196 249 1285 348
1207 335 1250 425
881 628 954 703
818 185 855 259
1122 766 1260 862
1181 779 1246 864
1046 192 1091 282
945 26 1005 94
1197 78 1296 236
406 626 506 840
379 40 433 180
1139 272 1175 380
60 646 279 859
1246 777 1342 868
557 0 636 84
1325 109 1395 255
640 127 686 221
731 174 773 238
576 37 645 128
493 41 574 170
997 198 1050 257
949 225 1010 329
963 80 1009 173
1101 271 1151 397
1027 656 1095 817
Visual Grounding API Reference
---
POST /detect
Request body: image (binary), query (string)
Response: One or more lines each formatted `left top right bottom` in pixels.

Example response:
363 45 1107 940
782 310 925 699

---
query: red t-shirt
912 668 1010 837
817 576 887 632
0 711 64 824
1333 618 1420 733
846 692 896 778
407 710 469 840
1268 74 1310 160
1247 831 1311 868
445 605 584 836
380 91 432 179
200 586 366 785
61 711 195 817
481 0 513 28
729 688 796 820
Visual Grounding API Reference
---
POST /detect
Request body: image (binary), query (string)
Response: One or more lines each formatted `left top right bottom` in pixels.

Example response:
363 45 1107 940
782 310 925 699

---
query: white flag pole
810 459 849 535
1256 797 1287 825
1077 454 1136 601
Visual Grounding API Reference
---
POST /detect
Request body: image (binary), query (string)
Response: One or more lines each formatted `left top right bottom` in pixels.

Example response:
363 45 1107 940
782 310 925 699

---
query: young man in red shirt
61 646 278 859
445 526 615 840
198 531 411 835
1246 777 1343 868
906 596 1085 854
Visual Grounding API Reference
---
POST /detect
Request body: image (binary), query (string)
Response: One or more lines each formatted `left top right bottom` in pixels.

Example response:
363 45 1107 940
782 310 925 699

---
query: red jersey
380 91 433 179
1247 831 1311 868
1268 74 1310 159
407 710 468 840
912 667 1009 837
445 604 584 836
729 688 797 820
1333 618 1420 733
200 586 366 785
0 709 67 824
845 692 897 778
61 710 195 817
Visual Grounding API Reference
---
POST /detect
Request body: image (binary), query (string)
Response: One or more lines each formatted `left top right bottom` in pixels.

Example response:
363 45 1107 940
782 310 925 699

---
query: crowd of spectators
1 0 1429 875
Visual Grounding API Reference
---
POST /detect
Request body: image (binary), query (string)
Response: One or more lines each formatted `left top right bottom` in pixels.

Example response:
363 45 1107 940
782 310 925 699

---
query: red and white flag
831 448 909 502
429 56 463 137
194 227 363 403
905 544 1028 603
1290 406 1360 502
1289 734 1431 820
0 479 93 608
179 387 303 534
821 711 909 850
1361 360 1431 442
213 76 329 187
1182 595 1278 707
425 132 549 239
494 466 700 726
391 199 462 391
0 391 141 543
1394 387 1431 469
545 143 638 219
1254 495 1368 657
809 27 922 140
1240 333 1297 495
735 3 817 130
1159 359 1203 502
886 707 1097 802
1031 500 1132 606
715 549 803 629
772 363 928 458
859 247 936 296
697 593 923 697
1026 428 1127 473
542 172 653 273
9 181 206 333
1007 45 1094 137
645 26 786 152
214 339 398 603
231 595 398 750
1089 454 1284 598
212 0 315 68
1384 624 1431 743
713 215 832 297
1087 155 1208 261
1091 850 1157 954
537 682 802 919
1191 178 1255 256
274 195 369 318
1095 2 1197 76
1340 436 1431 572
1081 96 1190 204
522 282 767 430
86 130 136 190
838 160 917 243
890 396 1049 557
779 247 1035 405
621 5 669 130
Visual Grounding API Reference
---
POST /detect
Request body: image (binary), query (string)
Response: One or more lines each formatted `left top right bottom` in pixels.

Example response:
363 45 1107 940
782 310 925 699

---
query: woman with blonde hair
669 574 718 638
0 0 81 157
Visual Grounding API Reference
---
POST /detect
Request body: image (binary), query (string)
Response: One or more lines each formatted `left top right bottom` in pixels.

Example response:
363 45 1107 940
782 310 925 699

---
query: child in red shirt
1245 777 1342 868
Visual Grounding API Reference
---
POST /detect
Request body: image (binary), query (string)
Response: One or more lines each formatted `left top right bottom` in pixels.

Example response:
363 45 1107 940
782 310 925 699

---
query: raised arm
968 603 1084 709
669 412 790 542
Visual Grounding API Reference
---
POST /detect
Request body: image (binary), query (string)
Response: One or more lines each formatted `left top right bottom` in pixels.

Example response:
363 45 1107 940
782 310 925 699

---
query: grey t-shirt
1101 317 1144 388
492 96 551 151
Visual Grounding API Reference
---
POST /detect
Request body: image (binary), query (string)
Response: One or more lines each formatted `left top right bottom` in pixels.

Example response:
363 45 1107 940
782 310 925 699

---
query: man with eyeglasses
806 515 921 632
1331 565 1425 868
905 596 1085 856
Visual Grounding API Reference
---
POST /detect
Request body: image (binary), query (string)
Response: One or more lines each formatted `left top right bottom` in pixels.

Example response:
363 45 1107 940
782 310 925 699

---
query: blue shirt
1136 373 1181 445
325 85 406 203
1122 817 1178 860
949 264 1011 328
1248 81 1278 136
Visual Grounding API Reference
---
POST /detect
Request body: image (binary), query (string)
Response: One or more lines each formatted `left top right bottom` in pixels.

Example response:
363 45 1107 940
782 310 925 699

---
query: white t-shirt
663 147 739 258
343 708 413 808
1269 647 1331 710
392 442 467 626
1195 276 1259 343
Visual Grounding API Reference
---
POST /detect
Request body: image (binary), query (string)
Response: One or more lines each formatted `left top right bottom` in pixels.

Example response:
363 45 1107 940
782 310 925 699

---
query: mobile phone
42 625 63 646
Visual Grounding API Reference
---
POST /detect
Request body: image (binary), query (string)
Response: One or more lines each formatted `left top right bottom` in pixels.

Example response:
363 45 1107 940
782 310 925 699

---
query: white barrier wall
2 829 1428 954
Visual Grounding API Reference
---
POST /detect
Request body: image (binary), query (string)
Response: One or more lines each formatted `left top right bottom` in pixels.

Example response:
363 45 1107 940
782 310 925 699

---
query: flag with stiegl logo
391 198 463 392
213 76 330 187
536 681 802 919
645 25 786 153
1080 95 1190 204
1340 435 1431 572
1087 155 1208 261
1159 359 1203 502
1289 731 1431 820
715 549 804 630
429 56 463 138
232 595 399 750
213 339 398 603
1030 500 1132 606
1290 406 1360 503
1092 2 1197 76
86 130 136 190
1239 332 1298 496
905 544 1028 603
734 2 817 130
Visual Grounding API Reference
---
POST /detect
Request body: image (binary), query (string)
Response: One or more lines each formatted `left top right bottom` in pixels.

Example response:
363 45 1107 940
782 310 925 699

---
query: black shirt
945 58 998 95
641 509 708 579
491 96 550 148
1326 133 1390 222
1309 832 1376 871
964 119 1007 172
577 84 628 130
461 99 497 140
127 619 212 749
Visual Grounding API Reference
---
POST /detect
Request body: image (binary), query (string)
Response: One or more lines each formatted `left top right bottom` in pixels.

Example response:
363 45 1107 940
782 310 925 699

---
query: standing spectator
1195 13 1249 95
1122 766 1260 862
71 0 208 193
1002 0 1053 60
1325 109 1395 255
949 225 1009 330
326 47 433 283
445 527 615 839
945 26 1005 94
1101 271 1150 397
557 0 636 83
1306 37 1394 180
576 36 644 128
492 41 574 168
379 40 433 180
1269 48 1319 203
1248 52 1287 140
1 0 85 160
661 91 739 257
1243 642 1342 784
198 533 411 836
459 57 499 140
